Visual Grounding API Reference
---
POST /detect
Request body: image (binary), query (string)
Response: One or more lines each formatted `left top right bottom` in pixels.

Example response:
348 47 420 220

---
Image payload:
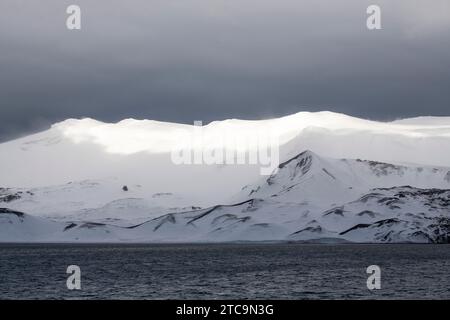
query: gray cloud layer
1 0 450 141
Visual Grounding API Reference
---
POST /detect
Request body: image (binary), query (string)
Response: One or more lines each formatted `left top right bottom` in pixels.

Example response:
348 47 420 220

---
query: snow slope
0 111 449 243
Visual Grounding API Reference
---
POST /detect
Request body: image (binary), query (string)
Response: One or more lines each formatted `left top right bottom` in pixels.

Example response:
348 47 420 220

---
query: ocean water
0 243 449 299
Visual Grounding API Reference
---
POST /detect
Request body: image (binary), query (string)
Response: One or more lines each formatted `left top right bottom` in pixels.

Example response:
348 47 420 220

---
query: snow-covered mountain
1 111 449 243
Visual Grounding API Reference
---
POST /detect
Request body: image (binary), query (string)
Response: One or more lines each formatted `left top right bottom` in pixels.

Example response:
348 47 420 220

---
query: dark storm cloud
1 0 450 141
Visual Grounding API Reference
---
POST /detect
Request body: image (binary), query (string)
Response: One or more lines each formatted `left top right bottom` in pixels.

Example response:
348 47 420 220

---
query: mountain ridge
1 147 449 243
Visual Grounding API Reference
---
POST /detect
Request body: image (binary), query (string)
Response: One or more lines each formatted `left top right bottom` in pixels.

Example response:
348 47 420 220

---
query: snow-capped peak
239 150 450 206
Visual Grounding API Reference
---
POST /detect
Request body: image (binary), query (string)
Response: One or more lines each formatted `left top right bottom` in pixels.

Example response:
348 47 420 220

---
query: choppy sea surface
0 243 449 299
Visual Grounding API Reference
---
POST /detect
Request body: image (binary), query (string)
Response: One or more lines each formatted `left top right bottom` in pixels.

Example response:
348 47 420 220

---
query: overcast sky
1 0 449 141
